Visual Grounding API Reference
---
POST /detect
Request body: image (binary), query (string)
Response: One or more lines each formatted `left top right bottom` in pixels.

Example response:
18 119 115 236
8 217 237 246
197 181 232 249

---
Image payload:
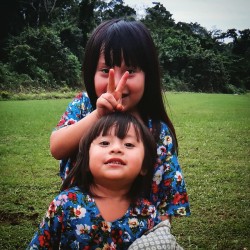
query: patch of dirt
0 210 39 225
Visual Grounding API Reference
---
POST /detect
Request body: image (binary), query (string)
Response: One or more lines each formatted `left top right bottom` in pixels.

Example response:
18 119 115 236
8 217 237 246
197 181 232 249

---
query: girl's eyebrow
97 60 107 67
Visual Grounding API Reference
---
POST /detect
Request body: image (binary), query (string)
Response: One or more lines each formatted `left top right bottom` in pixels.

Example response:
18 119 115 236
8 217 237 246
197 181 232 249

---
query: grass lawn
0 93 249 249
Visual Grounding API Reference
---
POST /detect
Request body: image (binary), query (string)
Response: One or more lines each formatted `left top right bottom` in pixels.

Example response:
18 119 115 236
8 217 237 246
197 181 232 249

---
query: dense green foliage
0 0 249 94
0 94 249 249
2 27 81 91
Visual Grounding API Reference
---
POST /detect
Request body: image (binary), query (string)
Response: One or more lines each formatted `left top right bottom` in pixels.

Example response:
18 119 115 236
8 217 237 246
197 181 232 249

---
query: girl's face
89 125 145 185
94 54 145 112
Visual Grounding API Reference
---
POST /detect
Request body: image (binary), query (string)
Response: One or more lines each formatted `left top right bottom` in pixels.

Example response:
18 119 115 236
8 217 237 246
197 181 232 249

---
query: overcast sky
123 0 250 32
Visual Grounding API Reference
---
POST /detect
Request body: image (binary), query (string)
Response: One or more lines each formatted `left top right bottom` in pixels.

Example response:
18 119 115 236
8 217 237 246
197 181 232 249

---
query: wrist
92 109 102 120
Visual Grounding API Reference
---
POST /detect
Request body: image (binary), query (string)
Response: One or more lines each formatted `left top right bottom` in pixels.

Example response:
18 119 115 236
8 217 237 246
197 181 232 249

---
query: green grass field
0 93 249 249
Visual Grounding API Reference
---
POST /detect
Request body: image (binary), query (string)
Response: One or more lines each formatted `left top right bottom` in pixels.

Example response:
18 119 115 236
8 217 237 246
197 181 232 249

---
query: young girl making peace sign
50 18 191 222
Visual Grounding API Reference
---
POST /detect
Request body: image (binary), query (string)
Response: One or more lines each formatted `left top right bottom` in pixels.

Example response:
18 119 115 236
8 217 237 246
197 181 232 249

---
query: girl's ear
140 168 148 176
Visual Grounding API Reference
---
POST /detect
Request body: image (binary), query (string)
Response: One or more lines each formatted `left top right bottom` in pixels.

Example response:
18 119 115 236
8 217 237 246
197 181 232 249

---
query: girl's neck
90 183 130 200
90 183 131 222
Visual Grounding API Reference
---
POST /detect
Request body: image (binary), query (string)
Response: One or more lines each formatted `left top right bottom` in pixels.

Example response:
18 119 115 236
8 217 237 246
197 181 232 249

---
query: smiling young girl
50 18 190 221
28 112 161 249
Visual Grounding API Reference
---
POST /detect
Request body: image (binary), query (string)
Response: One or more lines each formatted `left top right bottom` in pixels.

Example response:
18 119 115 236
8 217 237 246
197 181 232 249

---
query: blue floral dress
28 187 161 249
55 92 191 217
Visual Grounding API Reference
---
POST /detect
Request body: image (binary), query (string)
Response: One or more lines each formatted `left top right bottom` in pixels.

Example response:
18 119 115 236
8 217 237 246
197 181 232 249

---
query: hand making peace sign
96 69 129 118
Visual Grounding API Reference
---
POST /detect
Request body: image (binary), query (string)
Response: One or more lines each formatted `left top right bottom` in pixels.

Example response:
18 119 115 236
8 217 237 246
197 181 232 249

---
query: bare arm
50 110 100 159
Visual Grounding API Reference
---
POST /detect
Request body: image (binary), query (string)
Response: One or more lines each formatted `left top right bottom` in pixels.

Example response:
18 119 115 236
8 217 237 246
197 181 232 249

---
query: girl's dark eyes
99 141 110 146
127 69 135 74
98 141 135 148
101 68 110 74
124 143 135 148
100 68 139 74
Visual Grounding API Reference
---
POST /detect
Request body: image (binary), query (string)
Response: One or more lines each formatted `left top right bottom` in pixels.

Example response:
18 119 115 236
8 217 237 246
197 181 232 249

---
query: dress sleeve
55 92 93 130
150 122 191 217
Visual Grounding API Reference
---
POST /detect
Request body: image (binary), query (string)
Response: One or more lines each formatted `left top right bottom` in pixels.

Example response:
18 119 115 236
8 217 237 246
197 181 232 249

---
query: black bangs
95 112 141 141
102 21 147 70
61 111 157 199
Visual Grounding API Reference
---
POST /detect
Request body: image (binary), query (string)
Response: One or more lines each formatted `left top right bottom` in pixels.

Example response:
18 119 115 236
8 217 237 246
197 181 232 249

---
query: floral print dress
28 187 160 249
55 92 191 217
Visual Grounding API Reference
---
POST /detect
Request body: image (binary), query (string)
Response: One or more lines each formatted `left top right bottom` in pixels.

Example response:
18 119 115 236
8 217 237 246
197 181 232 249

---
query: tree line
0 0 249 94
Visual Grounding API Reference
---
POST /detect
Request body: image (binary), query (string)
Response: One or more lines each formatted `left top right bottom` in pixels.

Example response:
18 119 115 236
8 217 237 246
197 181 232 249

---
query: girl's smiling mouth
105 158 125 165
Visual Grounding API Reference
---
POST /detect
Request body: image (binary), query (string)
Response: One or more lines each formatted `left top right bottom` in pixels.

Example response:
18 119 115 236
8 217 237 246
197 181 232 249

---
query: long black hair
61 112 157 201
83 18 178 150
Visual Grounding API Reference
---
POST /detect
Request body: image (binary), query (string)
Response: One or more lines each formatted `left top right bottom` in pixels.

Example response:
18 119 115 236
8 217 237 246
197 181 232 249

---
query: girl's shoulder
74 91 89 100
66 91 93 118
71 91 92 107
148 119 175 152
59 186 89 198
54 187 93 207
148 119 171 137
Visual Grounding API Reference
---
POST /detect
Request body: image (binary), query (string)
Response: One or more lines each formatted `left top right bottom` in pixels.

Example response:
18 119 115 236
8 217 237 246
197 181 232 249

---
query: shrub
3 26 82 91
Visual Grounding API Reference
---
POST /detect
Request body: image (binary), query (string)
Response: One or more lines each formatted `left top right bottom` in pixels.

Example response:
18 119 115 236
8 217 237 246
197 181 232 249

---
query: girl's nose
110 143 123 154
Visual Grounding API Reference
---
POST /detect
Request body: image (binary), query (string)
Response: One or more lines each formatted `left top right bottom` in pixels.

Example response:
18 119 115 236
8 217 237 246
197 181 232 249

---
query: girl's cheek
95 80 108 97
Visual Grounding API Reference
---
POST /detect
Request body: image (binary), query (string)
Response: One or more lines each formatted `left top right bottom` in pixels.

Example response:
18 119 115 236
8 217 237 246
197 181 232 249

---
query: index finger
107 69 115 93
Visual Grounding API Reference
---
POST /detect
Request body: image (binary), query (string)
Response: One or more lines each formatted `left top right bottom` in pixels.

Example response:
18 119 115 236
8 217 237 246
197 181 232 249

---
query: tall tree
94 0 136 25
227 29 250 90
79 0 97 47
142 3 175 31
0 0 26 60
